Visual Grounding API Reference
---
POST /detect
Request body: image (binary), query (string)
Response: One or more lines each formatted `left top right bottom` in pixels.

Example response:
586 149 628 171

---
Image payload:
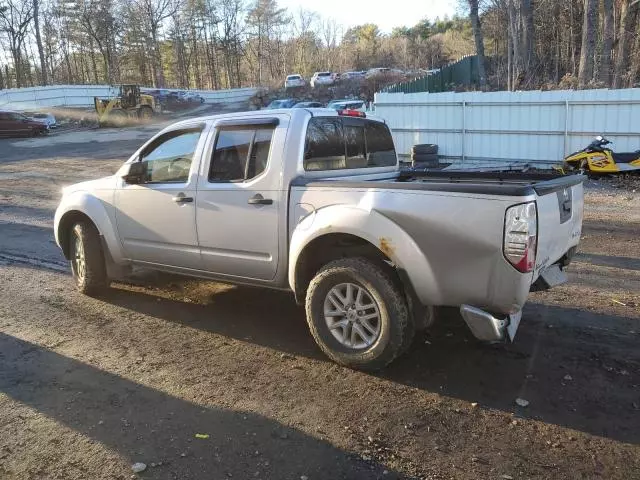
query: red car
0 110 49 137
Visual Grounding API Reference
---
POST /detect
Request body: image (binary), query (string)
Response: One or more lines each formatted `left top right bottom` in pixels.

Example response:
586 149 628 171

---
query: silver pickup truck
54 108 584 370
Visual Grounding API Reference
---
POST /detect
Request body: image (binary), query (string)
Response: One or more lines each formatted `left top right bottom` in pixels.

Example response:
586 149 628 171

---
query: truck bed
294 170 585 197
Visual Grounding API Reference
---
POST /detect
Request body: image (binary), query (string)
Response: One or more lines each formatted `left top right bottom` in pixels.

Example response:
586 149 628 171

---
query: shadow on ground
0 332 405 479
101 275 640 446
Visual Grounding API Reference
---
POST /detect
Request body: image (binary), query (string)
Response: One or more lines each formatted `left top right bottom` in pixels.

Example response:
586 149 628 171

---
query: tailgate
533 175 585 280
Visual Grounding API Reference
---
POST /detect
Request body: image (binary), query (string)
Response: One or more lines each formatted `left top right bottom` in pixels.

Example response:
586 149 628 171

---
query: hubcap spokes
324 283 381 349
74 235 86 280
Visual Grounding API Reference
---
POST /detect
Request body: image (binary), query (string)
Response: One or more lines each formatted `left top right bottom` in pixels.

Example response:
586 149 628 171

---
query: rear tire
305 257 413 371
138 106 153 120
69 221 108 296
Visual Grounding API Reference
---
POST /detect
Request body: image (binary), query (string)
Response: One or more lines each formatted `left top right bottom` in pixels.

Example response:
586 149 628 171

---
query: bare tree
133 0 180 87
32 0 47 84
0 0 33 87
467 0 486 87
578 0 598 86
596 0 614 84
613 0 639 88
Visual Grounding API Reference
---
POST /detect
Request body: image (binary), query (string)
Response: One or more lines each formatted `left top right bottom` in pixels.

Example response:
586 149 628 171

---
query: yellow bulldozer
94 84 156 127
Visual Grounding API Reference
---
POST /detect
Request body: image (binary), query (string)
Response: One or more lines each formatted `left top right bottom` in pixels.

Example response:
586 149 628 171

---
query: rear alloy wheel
324 283 382 349
69 221 108 295
305 257 413 371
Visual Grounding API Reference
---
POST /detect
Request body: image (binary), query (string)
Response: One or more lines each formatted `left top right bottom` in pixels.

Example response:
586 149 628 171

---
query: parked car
265 98 297 109
163 91 189 110
285 74 306 89
329 100 367 112
293 101 324 108
0 111 49 137
339 71 365 81
23 111 57 129
326 98 359 108
54 108 584 371
310 71 334 88
365 67 391 78
178 91 205 104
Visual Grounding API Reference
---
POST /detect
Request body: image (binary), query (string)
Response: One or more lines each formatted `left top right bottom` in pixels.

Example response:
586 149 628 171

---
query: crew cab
54 108 584 370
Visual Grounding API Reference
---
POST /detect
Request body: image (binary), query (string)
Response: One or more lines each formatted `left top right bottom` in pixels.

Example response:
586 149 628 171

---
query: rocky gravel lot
0 123 639 479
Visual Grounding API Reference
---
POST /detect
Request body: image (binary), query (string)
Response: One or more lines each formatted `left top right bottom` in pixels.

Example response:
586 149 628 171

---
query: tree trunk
598 0 614 85
578 0 598 87
33 0 48 85
88 37 99 84
613 0 639 88
628 18 640 86
507 0 522 89
521 0 536 84
468 0 487 87
507 28 513 90
11 46 22 88
150 28 165 87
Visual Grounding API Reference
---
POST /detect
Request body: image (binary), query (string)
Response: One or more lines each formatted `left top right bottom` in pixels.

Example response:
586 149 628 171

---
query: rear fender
289 205 442 305
55 191 124 264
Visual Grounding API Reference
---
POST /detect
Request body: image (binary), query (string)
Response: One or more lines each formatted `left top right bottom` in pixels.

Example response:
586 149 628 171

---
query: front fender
288 205 442 305
54 191 124 264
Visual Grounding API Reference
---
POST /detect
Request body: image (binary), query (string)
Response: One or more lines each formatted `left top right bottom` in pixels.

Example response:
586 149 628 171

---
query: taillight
503 202 537 273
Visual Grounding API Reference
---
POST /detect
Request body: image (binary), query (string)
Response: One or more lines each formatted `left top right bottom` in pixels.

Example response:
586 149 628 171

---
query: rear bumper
459 305 522 342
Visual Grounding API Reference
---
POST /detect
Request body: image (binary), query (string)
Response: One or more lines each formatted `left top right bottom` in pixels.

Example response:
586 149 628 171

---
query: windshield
317 72 331 77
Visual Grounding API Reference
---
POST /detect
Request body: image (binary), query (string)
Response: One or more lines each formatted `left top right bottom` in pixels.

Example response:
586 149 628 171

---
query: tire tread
305 257 413 370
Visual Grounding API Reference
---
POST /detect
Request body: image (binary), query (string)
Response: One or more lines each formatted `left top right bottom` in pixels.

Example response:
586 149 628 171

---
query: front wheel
305 257 413 371
69 221 108 295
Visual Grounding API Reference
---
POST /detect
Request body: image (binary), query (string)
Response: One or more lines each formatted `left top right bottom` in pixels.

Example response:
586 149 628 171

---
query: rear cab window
304 117 397 171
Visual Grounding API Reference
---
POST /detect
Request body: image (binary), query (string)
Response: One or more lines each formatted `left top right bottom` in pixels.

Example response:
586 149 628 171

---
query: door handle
248 194 273 205
172 193 193 203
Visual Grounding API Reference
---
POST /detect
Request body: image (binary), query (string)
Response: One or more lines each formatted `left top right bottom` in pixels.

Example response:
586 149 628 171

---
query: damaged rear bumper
459 305 522 342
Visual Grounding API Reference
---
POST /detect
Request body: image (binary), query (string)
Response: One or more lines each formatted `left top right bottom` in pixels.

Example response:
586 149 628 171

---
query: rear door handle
172 193 193 203
248 194 273 205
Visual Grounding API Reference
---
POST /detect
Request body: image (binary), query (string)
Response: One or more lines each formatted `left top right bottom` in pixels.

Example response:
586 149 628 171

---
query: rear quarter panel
289 185 536 314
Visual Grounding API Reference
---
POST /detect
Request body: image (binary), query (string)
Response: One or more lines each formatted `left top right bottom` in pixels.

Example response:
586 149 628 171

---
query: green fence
384 55 480 94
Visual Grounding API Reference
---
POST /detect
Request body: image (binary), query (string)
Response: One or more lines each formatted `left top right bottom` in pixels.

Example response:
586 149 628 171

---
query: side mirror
122 160 148 184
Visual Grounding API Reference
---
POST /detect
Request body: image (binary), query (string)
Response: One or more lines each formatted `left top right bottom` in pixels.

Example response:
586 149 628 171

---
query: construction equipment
94 84 156 127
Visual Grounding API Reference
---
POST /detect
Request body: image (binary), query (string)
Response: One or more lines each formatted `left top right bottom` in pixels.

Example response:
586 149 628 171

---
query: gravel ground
0 123 639 480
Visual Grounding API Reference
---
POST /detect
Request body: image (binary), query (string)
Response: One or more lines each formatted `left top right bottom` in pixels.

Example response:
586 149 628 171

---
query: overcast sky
276 0 459 34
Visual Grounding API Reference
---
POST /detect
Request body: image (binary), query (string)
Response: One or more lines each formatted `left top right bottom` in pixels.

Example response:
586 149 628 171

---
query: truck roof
169 107 384 130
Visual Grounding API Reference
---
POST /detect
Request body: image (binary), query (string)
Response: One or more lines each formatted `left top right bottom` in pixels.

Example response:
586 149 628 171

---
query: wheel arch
289 206 441 307
57 210 96 259
55 193 124 263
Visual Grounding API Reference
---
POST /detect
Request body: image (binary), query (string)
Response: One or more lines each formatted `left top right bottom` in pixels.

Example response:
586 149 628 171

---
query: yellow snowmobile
562 136 640 175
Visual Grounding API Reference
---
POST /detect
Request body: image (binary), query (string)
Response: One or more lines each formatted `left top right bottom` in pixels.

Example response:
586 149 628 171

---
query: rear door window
209 127 274 182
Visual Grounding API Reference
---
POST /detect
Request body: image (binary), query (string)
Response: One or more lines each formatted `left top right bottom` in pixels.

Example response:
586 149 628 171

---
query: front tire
69 221 108 295
305 257 413 371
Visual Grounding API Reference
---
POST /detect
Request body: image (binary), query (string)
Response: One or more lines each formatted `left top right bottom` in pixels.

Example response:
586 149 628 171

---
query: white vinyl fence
0 85 258 110
374 88 640 166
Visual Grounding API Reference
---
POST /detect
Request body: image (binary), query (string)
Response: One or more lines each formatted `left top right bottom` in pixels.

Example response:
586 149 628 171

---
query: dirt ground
0 121 639 480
